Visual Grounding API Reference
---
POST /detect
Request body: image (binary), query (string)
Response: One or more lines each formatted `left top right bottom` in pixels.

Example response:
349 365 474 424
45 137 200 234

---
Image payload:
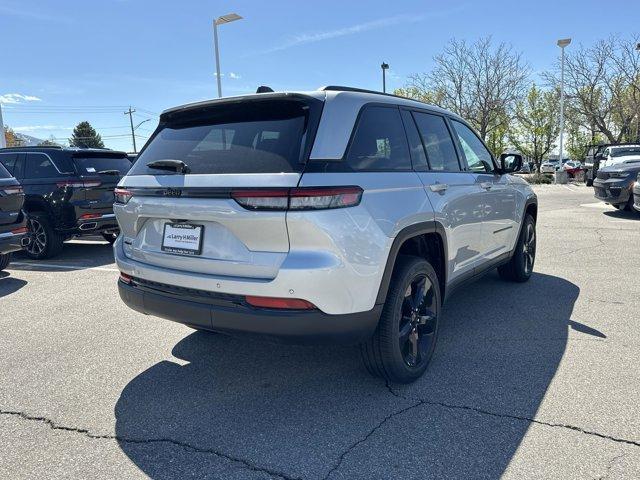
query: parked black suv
0 147 131 259
0 161 28 270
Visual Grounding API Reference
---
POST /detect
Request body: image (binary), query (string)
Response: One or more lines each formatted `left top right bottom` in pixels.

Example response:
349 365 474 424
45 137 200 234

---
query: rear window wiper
146 159 191 174
98 169 121 175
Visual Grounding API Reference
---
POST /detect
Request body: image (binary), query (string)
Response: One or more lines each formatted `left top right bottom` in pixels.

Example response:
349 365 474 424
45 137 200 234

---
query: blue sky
1 0 638 152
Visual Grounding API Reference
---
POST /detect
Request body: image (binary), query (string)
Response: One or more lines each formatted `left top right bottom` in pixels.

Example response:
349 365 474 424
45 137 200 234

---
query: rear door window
412 112 461 171
128 99 319 175
24 153 59 179
345 106 411 171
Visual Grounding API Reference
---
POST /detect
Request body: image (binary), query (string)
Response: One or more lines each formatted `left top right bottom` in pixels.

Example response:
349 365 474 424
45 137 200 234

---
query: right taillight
231 186 363 211
0 186 23 196
114 187 133 204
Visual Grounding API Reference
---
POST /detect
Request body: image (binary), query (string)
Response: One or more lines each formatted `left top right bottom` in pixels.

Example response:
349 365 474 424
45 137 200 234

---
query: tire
624 195 635 212
0 253 11 271
102 232 119 244
498 214 536 283
586 178 593 187
25 213 64 260
360 255 441 384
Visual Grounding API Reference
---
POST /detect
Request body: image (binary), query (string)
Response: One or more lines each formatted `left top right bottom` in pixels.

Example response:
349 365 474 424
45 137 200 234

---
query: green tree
508 84 559 172
3 126 25 147
69 121 104 148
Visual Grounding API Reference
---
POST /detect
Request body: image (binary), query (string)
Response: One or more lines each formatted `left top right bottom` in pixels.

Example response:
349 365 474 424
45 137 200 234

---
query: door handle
429 183 449 193
480 182 492 190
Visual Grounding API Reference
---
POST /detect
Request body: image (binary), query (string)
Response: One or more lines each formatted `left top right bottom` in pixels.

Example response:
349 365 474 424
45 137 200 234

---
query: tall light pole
381 62 389 93
556 38 571 184
213 13 243 98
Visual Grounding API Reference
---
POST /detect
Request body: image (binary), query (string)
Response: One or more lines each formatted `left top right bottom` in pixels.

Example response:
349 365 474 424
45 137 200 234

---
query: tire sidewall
513 215 536 280
382 257 441 383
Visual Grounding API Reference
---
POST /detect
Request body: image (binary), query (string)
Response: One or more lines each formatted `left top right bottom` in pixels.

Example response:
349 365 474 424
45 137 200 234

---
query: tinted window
612 147 640 157
129 100 317 175
0 153 18 175
451 120 494 172
24 153 59 178
412 112 460 171
400 110 427 170
0 161 11 179
73 156 131 175
345 106 411 171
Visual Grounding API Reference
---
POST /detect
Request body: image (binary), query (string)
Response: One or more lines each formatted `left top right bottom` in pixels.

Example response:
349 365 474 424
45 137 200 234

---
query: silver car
114 86 538 383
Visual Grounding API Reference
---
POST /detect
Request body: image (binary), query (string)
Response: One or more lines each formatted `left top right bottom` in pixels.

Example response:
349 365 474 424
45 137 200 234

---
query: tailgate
116 173 300 279
0 178 24 227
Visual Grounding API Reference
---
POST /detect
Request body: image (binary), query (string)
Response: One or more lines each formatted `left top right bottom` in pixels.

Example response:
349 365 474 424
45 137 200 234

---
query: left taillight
231 186 363 211
0 186 23 196
114 188 133 204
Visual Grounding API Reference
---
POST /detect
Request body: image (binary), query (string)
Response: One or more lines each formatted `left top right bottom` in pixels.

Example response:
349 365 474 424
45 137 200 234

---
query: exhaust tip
79 222 98 231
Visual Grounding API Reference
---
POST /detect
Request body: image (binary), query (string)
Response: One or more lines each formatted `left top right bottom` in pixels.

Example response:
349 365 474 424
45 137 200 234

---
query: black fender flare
375 220 448 305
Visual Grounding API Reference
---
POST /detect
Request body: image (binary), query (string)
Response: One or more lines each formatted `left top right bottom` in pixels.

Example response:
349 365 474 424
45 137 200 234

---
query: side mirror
499 153 523 173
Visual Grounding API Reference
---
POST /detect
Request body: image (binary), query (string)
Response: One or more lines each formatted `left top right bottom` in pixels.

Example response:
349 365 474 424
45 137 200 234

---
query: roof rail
0 145 64 150
318 85 416 102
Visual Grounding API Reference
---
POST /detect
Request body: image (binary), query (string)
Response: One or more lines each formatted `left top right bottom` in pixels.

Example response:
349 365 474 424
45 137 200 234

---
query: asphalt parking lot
1 184 639 479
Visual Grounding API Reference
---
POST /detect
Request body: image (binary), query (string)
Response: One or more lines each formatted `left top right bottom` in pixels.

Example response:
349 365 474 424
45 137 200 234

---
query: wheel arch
375 221 448 305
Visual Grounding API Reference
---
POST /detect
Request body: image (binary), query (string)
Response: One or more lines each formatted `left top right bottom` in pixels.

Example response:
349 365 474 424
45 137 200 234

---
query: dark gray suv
593 161 640 212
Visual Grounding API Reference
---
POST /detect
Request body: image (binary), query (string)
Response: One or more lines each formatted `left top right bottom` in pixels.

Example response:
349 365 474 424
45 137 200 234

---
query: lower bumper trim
118 280 381 345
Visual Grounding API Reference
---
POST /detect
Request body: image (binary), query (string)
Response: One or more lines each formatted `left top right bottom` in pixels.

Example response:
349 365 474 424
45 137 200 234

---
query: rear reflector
231 186 363 211
11 227 28 235
80 213 102 219
246 295 316 310
119 272 132 284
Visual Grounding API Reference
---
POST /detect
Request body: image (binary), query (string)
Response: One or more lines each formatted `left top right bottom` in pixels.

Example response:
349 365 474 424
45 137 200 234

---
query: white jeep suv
114 86 538 383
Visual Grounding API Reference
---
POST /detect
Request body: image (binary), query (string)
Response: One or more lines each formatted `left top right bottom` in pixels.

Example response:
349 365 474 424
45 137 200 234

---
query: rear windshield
0 162 12 179
128 99 318 175
73 155 132 175
611 147 640 157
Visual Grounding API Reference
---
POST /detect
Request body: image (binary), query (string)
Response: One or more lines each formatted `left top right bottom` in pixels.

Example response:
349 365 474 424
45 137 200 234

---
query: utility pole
0 103 6 148
125 106 137 153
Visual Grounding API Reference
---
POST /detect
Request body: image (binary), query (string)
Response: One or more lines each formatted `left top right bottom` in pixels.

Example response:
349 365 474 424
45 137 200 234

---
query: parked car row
0 146 131 268
593 159 640 212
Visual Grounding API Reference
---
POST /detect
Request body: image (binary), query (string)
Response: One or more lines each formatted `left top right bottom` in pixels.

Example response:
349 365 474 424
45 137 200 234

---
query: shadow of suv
0 146 131 259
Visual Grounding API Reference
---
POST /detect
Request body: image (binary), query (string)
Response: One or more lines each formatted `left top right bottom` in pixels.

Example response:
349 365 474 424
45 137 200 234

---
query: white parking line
9 262 119 272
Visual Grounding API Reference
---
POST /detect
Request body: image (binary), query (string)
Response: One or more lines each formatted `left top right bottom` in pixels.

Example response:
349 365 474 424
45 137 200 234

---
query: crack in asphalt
594 452 627 480
322 400 423 480
384 385 640 448
0 409 299 480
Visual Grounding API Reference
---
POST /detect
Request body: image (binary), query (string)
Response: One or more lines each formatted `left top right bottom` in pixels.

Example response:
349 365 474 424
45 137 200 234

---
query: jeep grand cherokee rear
115 88 537 384
0 147 130 259
0 161 28 270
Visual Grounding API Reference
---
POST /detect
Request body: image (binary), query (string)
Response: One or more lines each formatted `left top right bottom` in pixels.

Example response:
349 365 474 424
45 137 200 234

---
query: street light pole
212 13 243 99
556 38 571 184
381 62 389 93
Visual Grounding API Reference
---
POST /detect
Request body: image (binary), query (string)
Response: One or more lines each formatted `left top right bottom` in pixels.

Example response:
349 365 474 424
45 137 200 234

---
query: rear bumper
118 278 381 345
0 221 29 255
71 213 119 236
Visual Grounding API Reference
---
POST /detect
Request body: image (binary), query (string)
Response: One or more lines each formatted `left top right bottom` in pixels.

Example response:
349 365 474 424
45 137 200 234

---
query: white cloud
229 72 241 80
13 125 71 133
260 14 424 54
0 93 42 104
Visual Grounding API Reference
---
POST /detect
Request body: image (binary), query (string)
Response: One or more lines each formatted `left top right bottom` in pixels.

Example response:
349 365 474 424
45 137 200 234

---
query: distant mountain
15 132 45 146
